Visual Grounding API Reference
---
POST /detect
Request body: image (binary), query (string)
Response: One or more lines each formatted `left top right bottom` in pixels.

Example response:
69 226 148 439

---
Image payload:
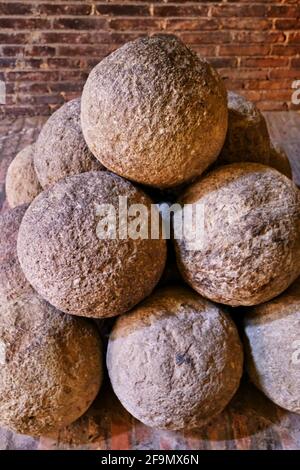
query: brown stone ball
107 286 243 430
6 144 42 208
243 278 300 414
0 293 102 436
34 98 104 189
217 91 271 166
17 171 167 318
174 163 300 306
0 205 34 304
81 35 228 188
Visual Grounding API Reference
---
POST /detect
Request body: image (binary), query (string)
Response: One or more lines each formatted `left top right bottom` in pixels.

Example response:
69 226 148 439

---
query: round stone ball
81 34 228 189
217 91 271 166
34 98 104 189
0 204 34 304
17 171 167 318
243 278 300 414
107 286 243 430
0 293 102 436
269 142 292 180
6 144 42 208
174 163 300 306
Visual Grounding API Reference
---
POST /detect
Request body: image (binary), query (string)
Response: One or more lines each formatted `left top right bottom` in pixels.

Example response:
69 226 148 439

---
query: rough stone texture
5 144 42 208
107 286 243 430
0 292 102 436
243 278 300 414
174 163 300 306
269 142 293 179
81 35 228 188
217 91 271 166
34 98 104 189
17 171 167 318
0 205 34 304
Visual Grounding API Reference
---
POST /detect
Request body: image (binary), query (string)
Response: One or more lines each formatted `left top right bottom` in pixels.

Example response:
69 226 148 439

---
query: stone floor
0 112 299 450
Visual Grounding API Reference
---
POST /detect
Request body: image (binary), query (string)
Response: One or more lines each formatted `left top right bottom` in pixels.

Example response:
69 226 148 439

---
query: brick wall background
0 0 299 116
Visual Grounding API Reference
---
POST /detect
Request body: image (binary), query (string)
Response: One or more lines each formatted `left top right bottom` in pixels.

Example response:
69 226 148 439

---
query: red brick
208 57 238 68
109 18 163 31
38 3 92 16
180 32 232 45
96 4 150 16
271 45 300 56
0 2 33 15
267 5 300 17
288 33 300 43
0 18 51 30
153 5 209 17
219 45 271 56
275 19 300 30
269 68 300 79
220 18 272 31
232 31 286 44
164 19 218 31
291 58 300 68
0 33 27 44
241 57 289 68
52 18 107 31
57 44 115 58
211 4 267 17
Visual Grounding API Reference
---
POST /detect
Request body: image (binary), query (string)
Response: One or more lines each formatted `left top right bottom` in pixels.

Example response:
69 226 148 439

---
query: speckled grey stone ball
0 293 102 436
174 163 300 306
243 278 300 414
17 171 167 318
81 35 228 188
107 286 243 430
34 98 104 189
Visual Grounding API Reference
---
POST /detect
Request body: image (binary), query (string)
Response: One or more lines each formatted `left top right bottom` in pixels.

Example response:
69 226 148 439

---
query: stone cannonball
217 91 270 166
17 171 167 318
34 98 104 189
0 293 102 436
0 205 34 304
174 163 300 306
6 144 42 208
243 278 300 414
107 286 243 430
81 35 228 188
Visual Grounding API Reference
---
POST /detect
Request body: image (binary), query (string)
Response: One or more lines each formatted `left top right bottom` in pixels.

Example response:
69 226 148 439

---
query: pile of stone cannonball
1 35 299 436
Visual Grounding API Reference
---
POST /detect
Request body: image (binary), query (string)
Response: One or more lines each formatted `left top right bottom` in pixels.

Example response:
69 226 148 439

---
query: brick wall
0 0 299 116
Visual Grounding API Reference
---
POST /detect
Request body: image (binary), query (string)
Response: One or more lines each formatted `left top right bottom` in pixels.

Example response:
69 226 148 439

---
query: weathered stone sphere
243 278 300 414
107 286 243 430
81 35 228 188
217 91 270 165
34 98 104 189
0 293 102 436
174 163 300 306
6 144 41 207
0 205 34 304
17 171 167 318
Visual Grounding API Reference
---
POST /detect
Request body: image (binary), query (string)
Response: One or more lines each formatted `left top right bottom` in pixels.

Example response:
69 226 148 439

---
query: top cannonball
81 35 228 188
